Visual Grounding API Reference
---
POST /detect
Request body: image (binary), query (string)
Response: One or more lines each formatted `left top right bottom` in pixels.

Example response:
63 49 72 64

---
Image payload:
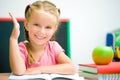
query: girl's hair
24 0 60 65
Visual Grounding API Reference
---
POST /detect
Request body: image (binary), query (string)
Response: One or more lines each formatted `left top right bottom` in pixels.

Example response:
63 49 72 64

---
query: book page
9 73 49 80
50 73 84 80
9 73 84 80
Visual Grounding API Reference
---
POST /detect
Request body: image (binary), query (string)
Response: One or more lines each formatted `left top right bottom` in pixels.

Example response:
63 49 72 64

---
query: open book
9 73 84 80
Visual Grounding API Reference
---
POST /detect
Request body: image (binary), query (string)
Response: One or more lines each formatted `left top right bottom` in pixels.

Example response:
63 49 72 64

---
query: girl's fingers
9 12 20 39
9 12 19 25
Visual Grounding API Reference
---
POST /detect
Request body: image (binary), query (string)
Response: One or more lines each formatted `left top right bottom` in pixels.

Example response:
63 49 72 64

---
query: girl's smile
35 34 46 41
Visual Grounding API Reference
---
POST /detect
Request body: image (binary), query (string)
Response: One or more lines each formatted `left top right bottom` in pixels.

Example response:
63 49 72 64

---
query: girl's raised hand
9 12 20 40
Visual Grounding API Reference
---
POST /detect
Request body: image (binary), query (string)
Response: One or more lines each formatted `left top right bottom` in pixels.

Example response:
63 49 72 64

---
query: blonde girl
9 0 76 75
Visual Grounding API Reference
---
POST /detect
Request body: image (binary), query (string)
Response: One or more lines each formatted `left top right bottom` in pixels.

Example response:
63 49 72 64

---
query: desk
0 73 10 80
0 73 90 80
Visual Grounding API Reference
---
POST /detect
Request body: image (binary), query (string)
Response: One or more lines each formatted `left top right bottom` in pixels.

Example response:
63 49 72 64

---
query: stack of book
78 62 120 80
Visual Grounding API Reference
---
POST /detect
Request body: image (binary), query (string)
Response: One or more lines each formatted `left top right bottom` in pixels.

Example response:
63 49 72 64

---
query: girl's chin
34 41 47 45
31 38 48 45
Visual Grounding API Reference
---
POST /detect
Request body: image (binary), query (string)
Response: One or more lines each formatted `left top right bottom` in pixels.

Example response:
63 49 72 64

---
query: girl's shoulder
18 40 28 52
48 41 64 52
18 40 28 47
48 41 60 47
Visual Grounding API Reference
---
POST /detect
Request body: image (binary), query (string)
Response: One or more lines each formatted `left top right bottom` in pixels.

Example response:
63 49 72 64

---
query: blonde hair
24 0 60 65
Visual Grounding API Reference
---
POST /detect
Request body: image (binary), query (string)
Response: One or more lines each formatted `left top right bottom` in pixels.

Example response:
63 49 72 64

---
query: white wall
0 0 120 69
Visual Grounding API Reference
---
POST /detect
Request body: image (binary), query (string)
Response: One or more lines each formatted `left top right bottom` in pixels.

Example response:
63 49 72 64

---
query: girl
9 0 76 75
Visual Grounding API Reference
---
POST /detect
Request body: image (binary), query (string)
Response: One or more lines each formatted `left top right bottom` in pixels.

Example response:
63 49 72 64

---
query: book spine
98 68 120 74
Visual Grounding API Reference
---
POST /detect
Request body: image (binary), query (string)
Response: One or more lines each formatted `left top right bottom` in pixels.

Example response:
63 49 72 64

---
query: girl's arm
25 52 77 75
9 13 26 75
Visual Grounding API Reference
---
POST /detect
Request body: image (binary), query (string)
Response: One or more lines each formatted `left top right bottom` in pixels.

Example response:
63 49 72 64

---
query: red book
79 62 120 74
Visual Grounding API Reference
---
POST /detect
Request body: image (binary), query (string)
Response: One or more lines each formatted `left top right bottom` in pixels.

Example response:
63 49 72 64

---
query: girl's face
25 10 57 46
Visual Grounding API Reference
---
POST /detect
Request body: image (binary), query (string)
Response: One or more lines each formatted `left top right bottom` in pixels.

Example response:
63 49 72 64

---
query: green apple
92 46 114 65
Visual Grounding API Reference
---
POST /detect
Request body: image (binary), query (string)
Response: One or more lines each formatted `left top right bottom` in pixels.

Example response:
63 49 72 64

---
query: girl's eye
34 24 39 27
46 26 52 29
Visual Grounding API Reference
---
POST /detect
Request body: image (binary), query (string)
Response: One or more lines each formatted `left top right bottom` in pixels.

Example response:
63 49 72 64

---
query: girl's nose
39 28 45 34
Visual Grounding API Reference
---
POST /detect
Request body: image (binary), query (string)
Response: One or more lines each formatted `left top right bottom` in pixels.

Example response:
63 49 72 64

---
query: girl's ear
55 25 58 31
24 19 29 31
53 25 58 35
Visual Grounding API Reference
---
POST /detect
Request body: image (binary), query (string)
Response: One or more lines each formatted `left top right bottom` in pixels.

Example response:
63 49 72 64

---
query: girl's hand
9 12 20 40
